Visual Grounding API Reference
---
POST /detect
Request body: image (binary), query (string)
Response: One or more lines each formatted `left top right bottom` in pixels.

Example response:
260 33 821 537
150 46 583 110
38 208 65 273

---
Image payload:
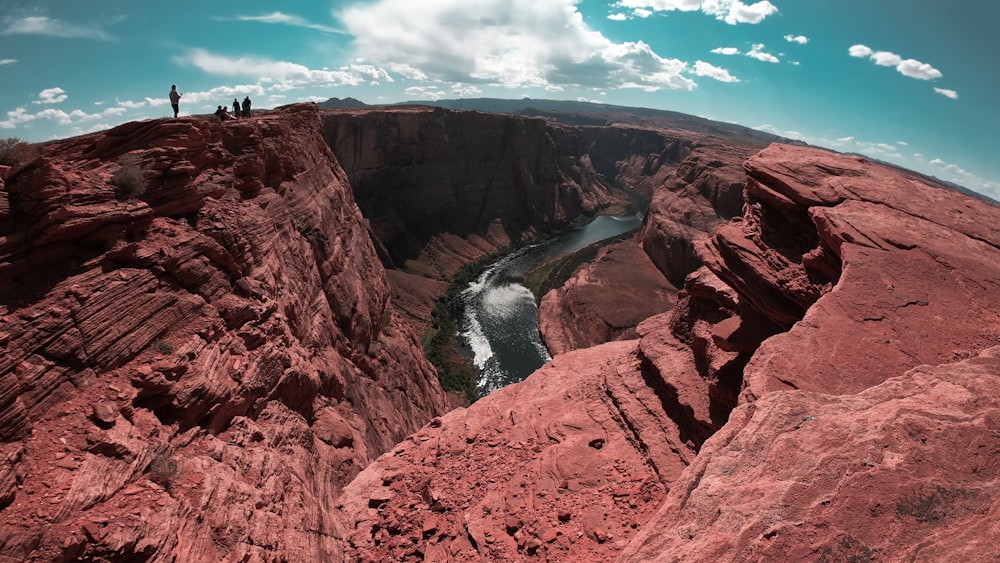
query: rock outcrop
2 97 997 562
0 104 447 561
620 346 1000 562
334 142 1000 561
539 240 677 356
321 107 631 266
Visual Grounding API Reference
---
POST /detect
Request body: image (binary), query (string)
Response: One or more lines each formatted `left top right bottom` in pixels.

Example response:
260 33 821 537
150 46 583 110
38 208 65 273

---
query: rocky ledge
336 143 999 562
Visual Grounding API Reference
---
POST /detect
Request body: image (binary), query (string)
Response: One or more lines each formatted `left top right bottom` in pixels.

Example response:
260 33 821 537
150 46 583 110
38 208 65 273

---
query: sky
1 0 998 200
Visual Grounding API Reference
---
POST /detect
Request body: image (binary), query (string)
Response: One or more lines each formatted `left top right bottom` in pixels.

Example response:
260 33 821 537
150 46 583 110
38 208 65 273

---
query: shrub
0 137 41 167
149 449 179 489
112 153 149 200
152 339 175 354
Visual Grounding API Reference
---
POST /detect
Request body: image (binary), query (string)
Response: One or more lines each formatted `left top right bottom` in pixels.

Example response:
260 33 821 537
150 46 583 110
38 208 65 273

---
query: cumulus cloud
176 49 393 90
232 12 346 34
933 87 958 99
0 16 114 41
692 60 739 82
848 44 943 81
711 47 740 55
0 58 15 65
927 157 999 199
339 0 696 92
33 87 67 104
0 105 127 129
607 12 627 20
616 0 777 24
848 44 873 58
784 34 808 44
746 43 779 63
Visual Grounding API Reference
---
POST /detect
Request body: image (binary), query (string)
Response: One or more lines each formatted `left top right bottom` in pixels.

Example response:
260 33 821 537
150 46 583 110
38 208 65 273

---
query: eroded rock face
335 338 701 562
539 240 677 356
697 144 1000 400
640 141 757 287
620 346 1000 562
0 104 447 561
322 107 631 266
338 142 1000 562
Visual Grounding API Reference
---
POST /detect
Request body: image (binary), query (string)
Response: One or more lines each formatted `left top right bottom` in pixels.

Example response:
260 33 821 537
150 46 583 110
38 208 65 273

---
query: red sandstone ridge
334 142 999 562
697 144 1000 401
620 346 1000 562
539 240 677 356
0 104 447 561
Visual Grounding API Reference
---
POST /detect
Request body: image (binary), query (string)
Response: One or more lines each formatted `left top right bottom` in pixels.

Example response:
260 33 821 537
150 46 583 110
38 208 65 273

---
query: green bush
112 153 148 200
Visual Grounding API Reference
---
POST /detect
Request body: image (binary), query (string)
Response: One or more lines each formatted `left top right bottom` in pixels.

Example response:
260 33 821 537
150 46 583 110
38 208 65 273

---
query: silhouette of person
242 96 251 118
169 85 182 118
233 98 240 118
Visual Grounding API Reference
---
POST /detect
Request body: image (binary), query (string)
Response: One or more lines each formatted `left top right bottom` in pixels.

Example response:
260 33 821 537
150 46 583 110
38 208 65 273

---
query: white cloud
451 83 484 96
849 44 943 81
115 97 169 109
234 11 346 34
746 43 779 63
927 157 999 198
933 87 958 100
0 16 114 41
848 44 873 58
754 124 804 140
339 0 697 92
896 141 909 146
176 49 393 90
617 0 777 24
0 58 15 65
711 47 740 56
784 34 808 44
34 87 67 104
870 50 902 67
896 59 942 80
692 60 739 82
0 105 127 129
607 12 627 21
405 86 447 100
634 7 653 17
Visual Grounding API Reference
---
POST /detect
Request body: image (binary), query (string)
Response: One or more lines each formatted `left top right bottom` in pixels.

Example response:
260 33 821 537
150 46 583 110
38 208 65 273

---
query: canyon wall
2 103 996 561
321 107 630 267
0 104 448 561
336 143 1000 562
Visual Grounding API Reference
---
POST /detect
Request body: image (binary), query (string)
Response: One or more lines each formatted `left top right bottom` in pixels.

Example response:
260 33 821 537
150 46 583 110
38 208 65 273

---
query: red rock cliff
322 107 632 266
333 142 1000 562
0 104 447 561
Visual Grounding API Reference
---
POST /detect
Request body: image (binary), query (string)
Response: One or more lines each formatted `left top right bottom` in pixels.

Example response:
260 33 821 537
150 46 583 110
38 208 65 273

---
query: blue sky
1 0 997 199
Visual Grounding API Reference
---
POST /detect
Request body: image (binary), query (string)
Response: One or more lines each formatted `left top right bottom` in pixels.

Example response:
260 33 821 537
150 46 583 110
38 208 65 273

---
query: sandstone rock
620 347 1000 562
539 240 677 356
336 340 700 562
693 144 1000 400
0 104 447 561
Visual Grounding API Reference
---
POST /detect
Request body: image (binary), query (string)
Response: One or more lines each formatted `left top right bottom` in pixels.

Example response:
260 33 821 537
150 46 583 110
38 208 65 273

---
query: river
458 213 644 395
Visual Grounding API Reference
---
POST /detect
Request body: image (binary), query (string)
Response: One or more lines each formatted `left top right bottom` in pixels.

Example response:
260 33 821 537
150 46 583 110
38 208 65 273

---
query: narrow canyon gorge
0 102 997 562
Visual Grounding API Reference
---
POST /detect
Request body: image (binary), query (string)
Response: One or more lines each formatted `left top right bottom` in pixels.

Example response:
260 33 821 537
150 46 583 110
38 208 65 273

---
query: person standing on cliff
232 98 240 118
169 85 182 118
242 96 251 118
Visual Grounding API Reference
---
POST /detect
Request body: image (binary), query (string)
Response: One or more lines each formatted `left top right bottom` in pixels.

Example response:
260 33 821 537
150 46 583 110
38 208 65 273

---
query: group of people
169 85 252 121
215 97 252 120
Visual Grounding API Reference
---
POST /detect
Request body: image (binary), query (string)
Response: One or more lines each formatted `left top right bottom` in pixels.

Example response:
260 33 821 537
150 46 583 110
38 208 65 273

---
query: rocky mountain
0 101 997 561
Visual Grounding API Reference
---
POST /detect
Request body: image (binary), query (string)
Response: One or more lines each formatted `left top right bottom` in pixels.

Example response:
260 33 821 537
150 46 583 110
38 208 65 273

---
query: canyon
0 101 997 562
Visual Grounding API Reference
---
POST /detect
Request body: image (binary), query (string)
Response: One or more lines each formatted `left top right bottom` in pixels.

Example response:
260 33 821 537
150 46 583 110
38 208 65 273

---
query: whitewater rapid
459 213 643 395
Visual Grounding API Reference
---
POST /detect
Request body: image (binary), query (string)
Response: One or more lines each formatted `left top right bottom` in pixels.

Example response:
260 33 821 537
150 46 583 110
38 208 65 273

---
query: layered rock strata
336 143 1000 562
0 104 447 561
